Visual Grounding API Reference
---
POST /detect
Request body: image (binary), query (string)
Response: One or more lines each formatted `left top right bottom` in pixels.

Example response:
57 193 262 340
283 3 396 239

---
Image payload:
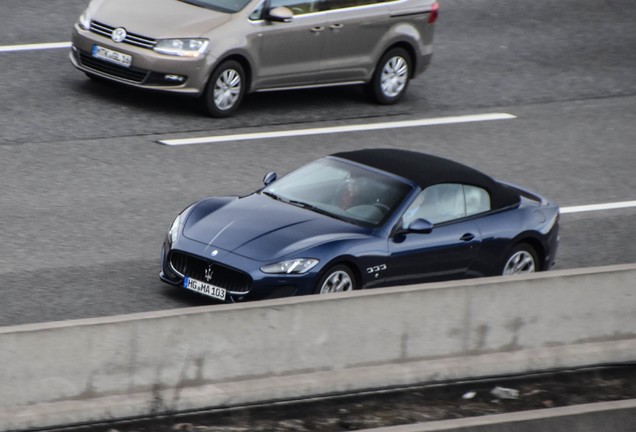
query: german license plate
92 45 132 68
183 277 226 301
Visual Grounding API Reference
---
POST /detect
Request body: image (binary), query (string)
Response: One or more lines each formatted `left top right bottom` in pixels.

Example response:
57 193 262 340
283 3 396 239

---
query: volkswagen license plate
92 45 132 68
183 277 226 301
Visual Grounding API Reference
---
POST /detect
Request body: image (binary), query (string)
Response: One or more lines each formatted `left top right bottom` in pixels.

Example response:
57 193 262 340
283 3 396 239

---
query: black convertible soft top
332 148 520 210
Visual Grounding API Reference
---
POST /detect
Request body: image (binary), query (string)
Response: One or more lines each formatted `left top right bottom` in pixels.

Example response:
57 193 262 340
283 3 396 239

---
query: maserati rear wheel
502 243 538 275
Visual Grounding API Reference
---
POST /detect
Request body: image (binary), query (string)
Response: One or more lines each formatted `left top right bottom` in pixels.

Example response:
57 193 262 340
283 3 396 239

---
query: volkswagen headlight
261 258 319 274
153 39 209 57
78 11 91 30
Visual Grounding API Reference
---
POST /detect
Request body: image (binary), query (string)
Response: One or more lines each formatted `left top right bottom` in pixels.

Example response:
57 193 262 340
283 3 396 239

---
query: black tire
367 47 412 105
501 243 539 275
315 264 356 294
202 60 246 118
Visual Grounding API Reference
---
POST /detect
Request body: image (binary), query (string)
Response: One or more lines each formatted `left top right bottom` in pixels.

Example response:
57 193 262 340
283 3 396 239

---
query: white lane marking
0 42 72 53
158 113 517 146
561 200 636 214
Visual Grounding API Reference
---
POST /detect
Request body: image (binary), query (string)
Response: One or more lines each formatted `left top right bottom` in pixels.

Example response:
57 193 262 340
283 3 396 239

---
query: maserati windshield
262 158 412 227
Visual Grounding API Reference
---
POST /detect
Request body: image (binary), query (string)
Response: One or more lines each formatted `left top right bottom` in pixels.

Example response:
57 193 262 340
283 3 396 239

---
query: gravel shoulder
39 364 636 432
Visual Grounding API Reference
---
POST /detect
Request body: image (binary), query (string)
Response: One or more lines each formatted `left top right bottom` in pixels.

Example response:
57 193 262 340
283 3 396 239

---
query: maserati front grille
169 251 251 294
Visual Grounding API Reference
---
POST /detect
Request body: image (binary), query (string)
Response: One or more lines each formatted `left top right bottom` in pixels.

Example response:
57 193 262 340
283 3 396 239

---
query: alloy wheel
380 56 408 98
502 250 536 275
213 69 242 111
319 270 354 294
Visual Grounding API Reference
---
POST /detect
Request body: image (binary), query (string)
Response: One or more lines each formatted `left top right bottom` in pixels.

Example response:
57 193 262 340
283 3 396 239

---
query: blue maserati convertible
160 149 559 302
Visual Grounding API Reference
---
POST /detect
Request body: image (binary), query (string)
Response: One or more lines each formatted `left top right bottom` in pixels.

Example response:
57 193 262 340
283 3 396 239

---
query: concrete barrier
1 263 635 431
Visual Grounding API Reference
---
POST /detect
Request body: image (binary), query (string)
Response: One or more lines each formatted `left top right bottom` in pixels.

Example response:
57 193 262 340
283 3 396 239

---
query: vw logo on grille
111 27 127 43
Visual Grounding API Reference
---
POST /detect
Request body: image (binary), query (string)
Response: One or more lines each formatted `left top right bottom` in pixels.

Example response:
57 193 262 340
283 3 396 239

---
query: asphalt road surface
1 0 635 326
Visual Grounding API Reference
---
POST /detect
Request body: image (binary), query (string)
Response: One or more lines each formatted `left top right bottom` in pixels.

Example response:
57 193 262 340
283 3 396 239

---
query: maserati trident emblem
111 27 127 43
204 265 214 282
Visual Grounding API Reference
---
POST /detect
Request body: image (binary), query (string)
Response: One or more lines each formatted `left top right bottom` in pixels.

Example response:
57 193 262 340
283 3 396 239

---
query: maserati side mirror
263 171 277 186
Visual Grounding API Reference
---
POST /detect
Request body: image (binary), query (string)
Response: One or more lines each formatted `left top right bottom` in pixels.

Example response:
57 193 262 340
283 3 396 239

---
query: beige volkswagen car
70 0 438 117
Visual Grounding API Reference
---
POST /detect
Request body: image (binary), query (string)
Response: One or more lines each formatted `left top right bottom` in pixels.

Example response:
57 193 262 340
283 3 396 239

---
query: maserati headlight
78 10 91 30
168 214 182 244
153 39 209 57
261 258 319 274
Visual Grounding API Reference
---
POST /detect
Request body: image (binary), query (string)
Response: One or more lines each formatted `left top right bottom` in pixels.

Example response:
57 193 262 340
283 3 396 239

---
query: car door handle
310 26 325 33
329 23 344 30
460 233 476 242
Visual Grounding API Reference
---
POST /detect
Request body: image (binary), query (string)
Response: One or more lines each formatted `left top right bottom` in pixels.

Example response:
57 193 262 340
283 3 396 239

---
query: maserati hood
183 194 367 261
86 0 230 39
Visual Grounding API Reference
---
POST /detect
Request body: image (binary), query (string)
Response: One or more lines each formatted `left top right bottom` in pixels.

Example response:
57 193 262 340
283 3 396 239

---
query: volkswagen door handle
460 233 475 242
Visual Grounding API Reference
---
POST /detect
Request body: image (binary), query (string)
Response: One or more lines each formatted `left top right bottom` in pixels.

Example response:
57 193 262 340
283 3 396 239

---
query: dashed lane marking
158 113 517 146
561 200 636 214
0 42 71 53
